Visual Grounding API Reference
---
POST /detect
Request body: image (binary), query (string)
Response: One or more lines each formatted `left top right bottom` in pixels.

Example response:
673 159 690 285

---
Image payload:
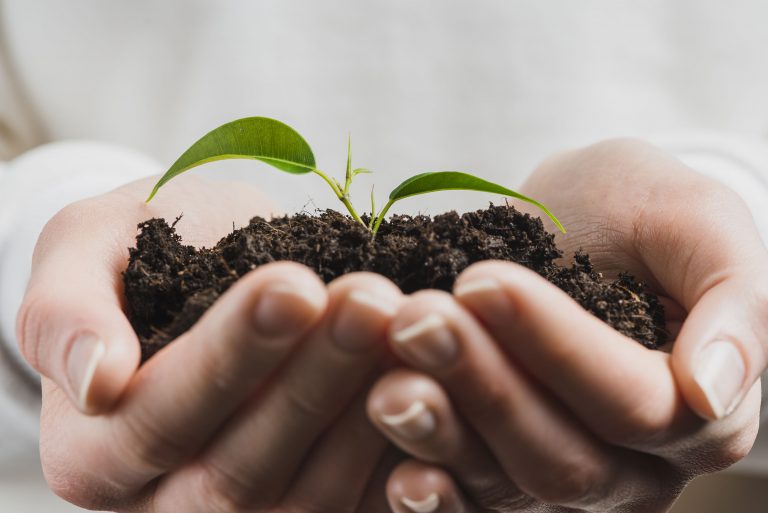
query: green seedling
147 116 565 235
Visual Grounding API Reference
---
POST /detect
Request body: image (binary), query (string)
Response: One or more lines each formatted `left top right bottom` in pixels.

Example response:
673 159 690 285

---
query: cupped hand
367 139 766 512
18 175 403 512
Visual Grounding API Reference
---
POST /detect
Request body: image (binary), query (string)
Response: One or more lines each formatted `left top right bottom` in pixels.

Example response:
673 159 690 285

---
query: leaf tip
145 185 160 203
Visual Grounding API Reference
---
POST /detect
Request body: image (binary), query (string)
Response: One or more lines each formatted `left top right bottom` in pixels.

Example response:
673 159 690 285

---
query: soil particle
123 205 666 362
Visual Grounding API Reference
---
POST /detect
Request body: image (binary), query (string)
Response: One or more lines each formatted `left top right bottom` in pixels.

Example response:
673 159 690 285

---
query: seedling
147 116 565 235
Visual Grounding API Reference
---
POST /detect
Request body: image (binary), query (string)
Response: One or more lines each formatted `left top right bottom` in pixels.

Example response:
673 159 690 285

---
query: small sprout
148 116 565 236
369 185 376 229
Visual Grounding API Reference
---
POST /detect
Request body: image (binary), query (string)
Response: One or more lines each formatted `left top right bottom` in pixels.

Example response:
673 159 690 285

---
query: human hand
18 175 404 512
366 139 765 512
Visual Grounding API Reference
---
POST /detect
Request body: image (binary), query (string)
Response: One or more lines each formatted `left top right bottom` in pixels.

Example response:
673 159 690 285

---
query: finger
44 261 328 505
671 274 768 420
281 395 388 513
155 273 402 511
387 460 472 513
37 261 326 509
386 294 674 508
452 261 699 449
355 447 408 513
368 369 531 510
602 172 768 421
16 176 274 415
17 203 143 414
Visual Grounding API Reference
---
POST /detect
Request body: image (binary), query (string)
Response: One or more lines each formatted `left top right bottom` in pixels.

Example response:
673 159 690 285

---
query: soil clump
123 205 666 362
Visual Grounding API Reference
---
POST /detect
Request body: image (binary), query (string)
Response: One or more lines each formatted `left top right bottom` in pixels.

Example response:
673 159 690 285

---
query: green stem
371 198 396 236
344 134 353 196
368 186 376 229
313 169 366 227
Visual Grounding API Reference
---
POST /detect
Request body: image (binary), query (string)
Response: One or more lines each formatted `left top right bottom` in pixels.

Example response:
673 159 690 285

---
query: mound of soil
123 205 666 362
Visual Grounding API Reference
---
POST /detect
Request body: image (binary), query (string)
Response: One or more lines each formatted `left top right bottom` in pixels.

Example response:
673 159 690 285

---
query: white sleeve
0 140 161 464
659 133 768 475
660 134 768 245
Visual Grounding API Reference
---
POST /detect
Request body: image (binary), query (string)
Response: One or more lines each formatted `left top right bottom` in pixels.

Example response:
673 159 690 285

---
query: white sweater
1 0 768 508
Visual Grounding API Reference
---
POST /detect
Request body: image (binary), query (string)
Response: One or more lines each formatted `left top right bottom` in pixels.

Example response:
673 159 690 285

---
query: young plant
146 116 565 235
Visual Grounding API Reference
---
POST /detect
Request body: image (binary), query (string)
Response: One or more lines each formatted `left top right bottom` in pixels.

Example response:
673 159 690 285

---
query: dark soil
123 205 667 362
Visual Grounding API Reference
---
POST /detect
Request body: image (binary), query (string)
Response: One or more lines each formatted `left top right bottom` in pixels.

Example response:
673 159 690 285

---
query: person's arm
0 141 161 464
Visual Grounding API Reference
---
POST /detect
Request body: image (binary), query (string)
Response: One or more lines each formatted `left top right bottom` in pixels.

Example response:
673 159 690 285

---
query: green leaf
352 168 372 177
147 116 316 201
388 171 565 233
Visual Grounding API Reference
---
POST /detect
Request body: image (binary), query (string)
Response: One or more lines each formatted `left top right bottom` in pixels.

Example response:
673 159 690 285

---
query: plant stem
312 169 366 227
371 198 396 236
343 134 353 195
368 186 376 229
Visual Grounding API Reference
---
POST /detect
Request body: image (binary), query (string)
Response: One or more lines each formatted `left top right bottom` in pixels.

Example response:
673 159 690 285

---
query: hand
18 175 404 512
366 139 766 512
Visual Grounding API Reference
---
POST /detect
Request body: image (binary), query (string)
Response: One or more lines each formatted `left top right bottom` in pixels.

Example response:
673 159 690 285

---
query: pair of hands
18 139 767 513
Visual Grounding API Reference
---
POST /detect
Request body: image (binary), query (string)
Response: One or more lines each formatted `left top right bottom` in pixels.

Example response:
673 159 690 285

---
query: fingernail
401 492 440 513
380 400 436 440
454 277 503 297
332 290 398 352
454 278 513 320
66 333 106 412
392 313 458 368
253 283 324 337
694 340 746 419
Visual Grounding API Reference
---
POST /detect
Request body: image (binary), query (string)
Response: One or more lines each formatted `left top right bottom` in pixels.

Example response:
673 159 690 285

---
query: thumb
672 275 768 420
16 209 141 415
629 176 768 422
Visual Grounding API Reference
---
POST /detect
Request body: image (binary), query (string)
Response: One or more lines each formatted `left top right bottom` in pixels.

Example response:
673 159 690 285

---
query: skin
18 175 403 512
18 139 767 512
368 139 767 512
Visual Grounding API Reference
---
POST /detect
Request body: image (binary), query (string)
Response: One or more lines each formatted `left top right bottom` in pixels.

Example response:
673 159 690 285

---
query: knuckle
719 435 755 468
282 381 330 421
521 460 601 506
16 292 46 370
110 412 189 478
198 462 260 513
598 397 669 448
705 429 758 471
463 380 511 420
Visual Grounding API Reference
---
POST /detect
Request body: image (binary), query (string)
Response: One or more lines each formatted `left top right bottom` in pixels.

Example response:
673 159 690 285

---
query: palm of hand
23 142 767 513
27 175 405 512
363 139 765 513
